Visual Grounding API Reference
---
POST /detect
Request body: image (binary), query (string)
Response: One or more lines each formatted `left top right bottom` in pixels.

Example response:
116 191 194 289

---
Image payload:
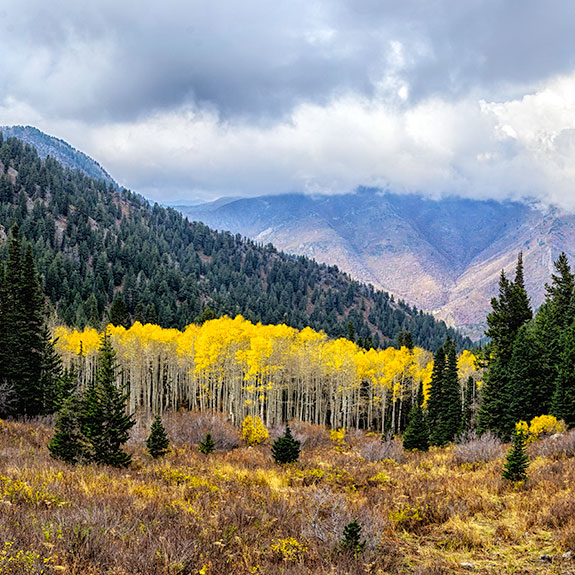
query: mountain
176 189 574 339
0 129 471 351
0 125 117 187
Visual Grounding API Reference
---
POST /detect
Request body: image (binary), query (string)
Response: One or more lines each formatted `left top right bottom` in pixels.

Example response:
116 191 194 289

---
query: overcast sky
2 1 575 208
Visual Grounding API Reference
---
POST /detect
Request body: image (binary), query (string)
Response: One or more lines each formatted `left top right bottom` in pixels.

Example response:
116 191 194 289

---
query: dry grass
1 417 575 574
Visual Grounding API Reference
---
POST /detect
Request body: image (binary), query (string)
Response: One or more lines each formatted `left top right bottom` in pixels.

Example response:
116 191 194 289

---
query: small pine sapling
402 382 429 452
271 424 301 464
339 519 366 556
146 415 170 458
502 427 529 482
199 432 216 454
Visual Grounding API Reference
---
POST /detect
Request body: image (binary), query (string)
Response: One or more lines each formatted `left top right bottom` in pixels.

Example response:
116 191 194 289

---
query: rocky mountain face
177 189 574 339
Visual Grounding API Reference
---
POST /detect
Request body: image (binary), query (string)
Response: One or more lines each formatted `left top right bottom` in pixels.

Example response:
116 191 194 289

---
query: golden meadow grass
1 415 575 574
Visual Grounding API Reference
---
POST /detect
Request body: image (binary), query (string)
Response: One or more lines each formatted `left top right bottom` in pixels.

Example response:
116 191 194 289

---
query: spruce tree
146 415 170 458
339 520 366 556
439 339 462 444
48 393 87 464
502 428 529 482
198 432 216 455
403 382 429 451
479 253 532 439
552 322 575 426
271 424 301 464
427 344 446 441
81 331 135 467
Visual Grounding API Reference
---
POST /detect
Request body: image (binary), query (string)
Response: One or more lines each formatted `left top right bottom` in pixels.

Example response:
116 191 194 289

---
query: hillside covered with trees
0 131 470 352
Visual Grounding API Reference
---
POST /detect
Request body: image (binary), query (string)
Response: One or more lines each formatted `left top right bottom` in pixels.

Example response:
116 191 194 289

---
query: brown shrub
529 429 575 460
359 436 403 463
453 431 504 465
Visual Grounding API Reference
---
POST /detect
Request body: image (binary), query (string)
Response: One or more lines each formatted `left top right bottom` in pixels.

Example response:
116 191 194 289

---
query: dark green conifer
198 432 216 455
552 322 575 426
81 331 135 467
461 376 476 433
427 345 446 432
502 428 529 482
271 424 301 464
403 382 429 451
109 294 131 328
339 519 366 556
48 393 87 464
146 415 170 458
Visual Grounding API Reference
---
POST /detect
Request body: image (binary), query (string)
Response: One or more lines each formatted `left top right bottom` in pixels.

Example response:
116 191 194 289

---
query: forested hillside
0 131 471 351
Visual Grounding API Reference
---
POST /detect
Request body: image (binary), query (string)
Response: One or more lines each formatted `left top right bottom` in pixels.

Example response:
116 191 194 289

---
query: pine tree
479 253 532 439
48 393 87 464
146 415 170 458
198 432 216 455
339 520 366 556
109 295 131 328
552 322 575 426
427 345 446 438
502 427 529 482
271 424 301 464
439 339 462 443
81 331 135 467
403 382 429 451
509 323 548 422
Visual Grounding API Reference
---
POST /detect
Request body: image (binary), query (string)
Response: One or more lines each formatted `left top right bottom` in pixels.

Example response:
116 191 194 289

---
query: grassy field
1 414 575 574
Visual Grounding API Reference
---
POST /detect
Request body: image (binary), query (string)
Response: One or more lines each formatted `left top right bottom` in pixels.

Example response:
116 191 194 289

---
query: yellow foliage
528 415 566 440
270 537 307 562
241 415 269 446
330 427 345 448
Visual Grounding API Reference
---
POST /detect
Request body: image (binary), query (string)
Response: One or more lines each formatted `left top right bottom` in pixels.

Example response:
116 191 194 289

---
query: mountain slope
177 190 569 339
0 130 471 351
0 125 117 187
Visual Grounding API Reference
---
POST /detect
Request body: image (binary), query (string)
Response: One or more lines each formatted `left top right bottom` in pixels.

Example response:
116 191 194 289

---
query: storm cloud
1 0 575 207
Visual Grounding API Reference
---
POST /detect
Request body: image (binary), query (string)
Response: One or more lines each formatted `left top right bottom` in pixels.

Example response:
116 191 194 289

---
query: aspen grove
53 317 480 433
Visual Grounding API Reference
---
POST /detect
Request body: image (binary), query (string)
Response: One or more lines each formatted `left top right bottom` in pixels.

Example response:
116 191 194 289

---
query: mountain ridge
177 191 571 339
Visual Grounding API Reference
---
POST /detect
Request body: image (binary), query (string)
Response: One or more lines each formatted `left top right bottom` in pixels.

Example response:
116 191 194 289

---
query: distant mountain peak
0 125 117 187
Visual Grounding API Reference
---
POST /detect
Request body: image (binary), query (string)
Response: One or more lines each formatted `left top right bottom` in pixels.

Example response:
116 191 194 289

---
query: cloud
1 0 575 208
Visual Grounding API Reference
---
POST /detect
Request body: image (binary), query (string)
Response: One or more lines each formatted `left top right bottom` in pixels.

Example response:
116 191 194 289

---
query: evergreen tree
146 415 170 458
427 344 446 437
48 393 87 464
439 339 462 443
402 382 429 451
271 424 301 464
502 427 529 482
198 432 216 455
552 322 575 426
509 323 548 422
479 253 532 439
109 294 131 328
81 331 135 467
339 520 366 556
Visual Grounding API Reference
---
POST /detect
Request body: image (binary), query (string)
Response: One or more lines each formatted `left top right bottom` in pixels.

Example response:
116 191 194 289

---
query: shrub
529 428 575 459
528 415 566 441
241 415 269 446
453 431 503 465
359 436 403 463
